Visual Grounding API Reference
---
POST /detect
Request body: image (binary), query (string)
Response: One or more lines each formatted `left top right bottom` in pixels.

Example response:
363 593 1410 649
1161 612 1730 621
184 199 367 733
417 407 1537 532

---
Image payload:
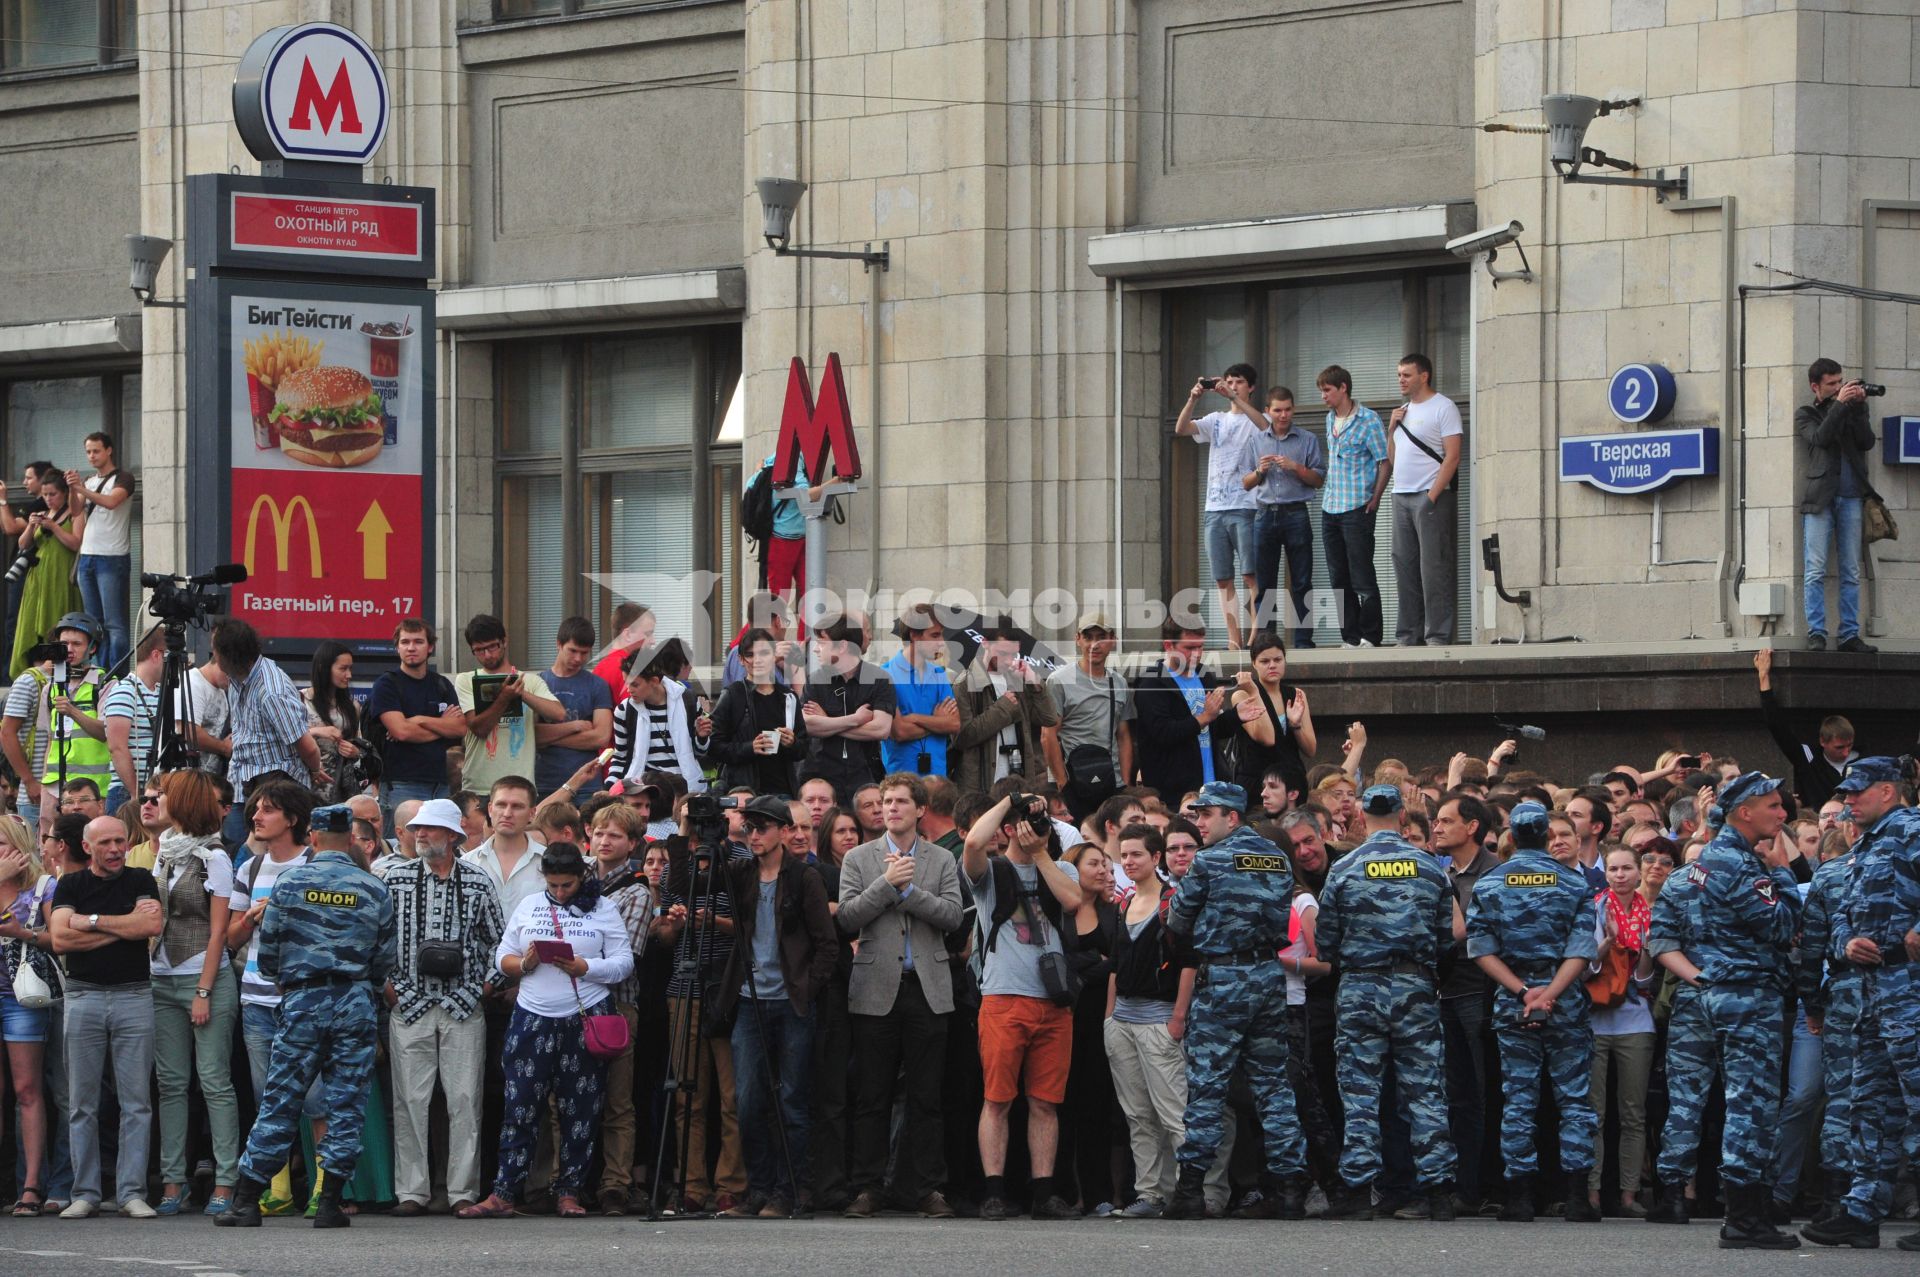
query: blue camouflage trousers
238 983 379 1185
1333 971 1456 1188
1655 983 1719 1184
1842 965 1920 1224
1818 976 1862 1177
1491 989 1597 1175
1177 962 1308 1179
492 1004 609 1201
1697 980 1786 1189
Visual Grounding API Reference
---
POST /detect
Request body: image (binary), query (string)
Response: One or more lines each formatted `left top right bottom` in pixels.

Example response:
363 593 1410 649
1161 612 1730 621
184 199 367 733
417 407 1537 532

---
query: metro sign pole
771 353 863 636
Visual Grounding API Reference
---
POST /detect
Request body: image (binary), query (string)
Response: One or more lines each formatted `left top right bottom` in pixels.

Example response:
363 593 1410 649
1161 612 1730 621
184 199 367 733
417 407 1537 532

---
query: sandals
556 1196 587 1218
12 1185 44 1217
457 1194 515 1219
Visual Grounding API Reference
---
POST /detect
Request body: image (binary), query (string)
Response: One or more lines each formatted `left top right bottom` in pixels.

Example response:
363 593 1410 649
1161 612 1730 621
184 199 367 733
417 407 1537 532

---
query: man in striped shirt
211 620 325 843
103 627 165 812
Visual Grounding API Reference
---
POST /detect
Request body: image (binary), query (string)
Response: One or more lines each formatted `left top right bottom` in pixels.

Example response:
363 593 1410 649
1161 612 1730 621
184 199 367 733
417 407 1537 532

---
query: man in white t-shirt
1385 353 1464 647
1175 364 1270 650
67 432 136 672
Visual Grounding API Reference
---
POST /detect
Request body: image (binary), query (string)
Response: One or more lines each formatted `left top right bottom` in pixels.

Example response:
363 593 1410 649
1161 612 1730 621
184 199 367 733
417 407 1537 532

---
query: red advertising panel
229 469 423 641
230 192 423 262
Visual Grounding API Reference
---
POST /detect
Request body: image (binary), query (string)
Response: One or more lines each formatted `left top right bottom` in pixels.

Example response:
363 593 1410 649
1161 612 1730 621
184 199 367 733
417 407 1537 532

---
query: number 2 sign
1608 363 1677 425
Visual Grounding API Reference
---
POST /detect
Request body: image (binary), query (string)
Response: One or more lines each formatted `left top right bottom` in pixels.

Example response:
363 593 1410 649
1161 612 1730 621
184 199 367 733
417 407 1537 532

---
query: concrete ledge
0 313 141 364
1087 204 1474 280
436 268 745 332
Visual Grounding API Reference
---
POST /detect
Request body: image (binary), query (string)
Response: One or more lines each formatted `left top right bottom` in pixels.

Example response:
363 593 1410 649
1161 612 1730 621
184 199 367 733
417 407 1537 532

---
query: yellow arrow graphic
357 500 394 580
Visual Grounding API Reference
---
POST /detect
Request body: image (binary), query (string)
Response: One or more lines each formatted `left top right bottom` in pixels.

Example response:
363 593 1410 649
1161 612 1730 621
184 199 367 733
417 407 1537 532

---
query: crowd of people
0 594 1912 1256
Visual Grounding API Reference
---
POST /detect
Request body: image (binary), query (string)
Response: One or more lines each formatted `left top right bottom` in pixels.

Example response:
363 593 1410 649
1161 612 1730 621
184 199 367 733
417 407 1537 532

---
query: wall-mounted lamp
756 177 890 271
1541 94 1688 201
127 235 184 308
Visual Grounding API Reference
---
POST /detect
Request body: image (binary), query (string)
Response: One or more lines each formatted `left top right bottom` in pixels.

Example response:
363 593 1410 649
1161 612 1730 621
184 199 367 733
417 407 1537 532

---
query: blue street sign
1559 428 1719 495
1607 363 1677 425
1884 415 1920 465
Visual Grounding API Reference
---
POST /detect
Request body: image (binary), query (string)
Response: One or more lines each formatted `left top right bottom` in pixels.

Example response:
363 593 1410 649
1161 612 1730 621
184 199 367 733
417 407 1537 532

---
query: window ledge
438 268 744 332
1087 203 1475 281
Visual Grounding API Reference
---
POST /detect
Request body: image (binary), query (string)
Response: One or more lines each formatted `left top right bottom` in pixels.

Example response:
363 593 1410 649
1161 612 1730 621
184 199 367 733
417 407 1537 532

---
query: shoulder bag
1065 674 1120 801
1584 943 1634 1010
548 902 631 1060
10 942 53 1010
1864 485 1898 544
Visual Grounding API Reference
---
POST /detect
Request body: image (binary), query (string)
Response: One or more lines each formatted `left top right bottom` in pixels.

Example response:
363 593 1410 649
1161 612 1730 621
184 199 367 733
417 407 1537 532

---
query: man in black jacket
1794 357 1878 653
1130 619 1230 805
1754 648 1857 810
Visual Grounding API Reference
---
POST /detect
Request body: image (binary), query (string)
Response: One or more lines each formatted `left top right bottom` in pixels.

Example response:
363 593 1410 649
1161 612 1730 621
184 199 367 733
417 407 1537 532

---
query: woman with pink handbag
459 842 633 1220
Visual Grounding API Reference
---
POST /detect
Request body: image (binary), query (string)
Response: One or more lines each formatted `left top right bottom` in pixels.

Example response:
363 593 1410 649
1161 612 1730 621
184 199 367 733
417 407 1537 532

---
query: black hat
742 795 795 828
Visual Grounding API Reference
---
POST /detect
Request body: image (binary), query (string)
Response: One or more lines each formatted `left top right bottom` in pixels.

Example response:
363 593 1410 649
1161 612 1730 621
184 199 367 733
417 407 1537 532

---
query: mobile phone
1517 1004 1550 1027
1675 755 1700 769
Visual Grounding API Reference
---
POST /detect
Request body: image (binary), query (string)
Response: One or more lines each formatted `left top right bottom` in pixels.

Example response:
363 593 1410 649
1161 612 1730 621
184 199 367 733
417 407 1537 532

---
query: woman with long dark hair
815 806 861 868
303 641 364 801
1228 631 1315 805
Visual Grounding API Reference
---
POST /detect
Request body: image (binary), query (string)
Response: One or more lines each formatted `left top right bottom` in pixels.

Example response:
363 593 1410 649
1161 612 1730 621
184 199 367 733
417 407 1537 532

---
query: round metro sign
233 23 390 166
1607 362 1677 425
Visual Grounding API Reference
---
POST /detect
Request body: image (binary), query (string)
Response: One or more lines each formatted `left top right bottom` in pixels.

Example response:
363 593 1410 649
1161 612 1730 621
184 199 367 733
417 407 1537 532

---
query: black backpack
742 463 776 556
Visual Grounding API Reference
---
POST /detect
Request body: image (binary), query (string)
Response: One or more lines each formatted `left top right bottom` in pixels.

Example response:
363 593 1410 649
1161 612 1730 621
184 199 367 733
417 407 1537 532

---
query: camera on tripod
144 563 247 627
684 792 736 848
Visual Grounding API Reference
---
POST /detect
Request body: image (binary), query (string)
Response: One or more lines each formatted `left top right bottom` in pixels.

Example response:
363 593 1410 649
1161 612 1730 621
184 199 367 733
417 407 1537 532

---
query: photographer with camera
0 460 54 664
1 617 111 839
1795 359 1881 654
960 788 1084 1220
7 471 84 682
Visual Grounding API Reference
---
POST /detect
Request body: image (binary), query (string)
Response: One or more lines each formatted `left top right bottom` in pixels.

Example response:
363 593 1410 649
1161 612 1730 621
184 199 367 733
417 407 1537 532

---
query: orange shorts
978 995 1074 1105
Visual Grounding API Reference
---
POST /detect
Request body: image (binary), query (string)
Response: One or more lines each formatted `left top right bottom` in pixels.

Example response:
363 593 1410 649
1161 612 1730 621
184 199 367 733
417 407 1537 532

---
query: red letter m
289 58 362 135
772 354 863 487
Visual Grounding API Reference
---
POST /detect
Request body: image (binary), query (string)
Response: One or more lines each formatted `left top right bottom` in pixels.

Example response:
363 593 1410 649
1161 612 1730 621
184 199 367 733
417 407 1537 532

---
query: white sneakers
121 1197 158 1219
59 1199 98 1219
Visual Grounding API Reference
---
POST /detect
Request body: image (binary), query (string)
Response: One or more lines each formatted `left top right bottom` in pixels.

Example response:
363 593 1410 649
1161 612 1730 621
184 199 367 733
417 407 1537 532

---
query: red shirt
593 648 632 704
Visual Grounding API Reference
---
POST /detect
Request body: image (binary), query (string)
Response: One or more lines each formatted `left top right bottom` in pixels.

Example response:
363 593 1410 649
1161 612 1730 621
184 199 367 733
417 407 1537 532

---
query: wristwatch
194 988 212 1000
88 913 100 930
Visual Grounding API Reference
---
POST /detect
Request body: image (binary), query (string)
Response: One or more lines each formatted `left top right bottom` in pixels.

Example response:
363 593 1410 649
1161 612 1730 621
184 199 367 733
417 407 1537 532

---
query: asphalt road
1 1212 1912 1276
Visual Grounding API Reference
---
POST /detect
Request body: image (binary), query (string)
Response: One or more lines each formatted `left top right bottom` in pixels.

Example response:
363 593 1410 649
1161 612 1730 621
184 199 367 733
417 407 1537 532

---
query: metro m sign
771 354 864 487
234 23 390 166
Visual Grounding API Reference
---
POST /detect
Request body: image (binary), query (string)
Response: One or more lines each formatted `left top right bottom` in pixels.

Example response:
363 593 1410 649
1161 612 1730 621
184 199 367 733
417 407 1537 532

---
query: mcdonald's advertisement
216 285 431 642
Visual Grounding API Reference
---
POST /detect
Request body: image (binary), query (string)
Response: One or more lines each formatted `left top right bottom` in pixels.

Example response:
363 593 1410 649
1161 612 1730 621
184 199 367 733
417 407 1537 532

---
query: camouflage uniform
1315 829 1458 1193
1832 804 1920 1226
1464 847 1600 1177
1796 847 1861 1183
237 849 398 1187
1166 821 1308 1185
1690 822 1800 1191
1645 872 1719 1187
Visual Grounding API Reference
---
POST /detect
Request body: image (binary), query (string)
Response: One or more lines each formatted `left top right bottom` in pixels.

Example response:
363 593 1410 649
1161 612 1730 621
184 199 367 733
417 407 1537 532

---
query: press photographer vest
39 669 111 791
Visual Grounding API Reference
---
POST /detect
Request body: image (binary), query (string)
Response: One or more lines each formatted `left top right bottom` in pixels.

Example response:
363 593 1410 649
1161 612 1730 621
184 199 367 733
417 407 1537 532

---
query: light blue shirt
759 452 807 540
887 832 918 973
879 652 953 776
1171 672 1213 784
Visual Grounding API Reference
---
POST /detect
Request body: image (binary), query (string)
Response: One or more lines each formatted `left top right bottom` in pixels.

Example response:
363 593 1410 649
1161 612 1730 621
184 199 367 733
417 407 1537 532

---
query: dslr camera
1003 792 1052 838
1849 380 1888 397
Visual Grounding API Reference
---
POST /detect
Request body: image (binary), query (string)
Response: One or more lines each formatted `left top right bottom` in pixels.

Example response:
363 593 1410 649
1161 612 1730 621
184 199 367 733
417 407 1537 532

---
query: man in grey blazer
837 771 966 1218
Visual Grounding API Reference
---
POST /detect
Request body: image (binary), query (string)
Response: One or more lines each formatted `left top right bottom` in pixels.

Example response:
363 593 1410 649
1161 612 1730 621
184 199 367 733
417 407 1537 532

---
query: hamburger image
269 366 386 468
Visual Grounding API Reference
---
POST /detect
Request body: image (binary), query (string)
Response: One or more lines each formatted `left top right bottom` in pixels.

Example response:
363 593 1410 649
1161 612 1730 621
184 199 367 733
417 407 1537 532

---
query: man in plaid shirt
1315 365 1390 648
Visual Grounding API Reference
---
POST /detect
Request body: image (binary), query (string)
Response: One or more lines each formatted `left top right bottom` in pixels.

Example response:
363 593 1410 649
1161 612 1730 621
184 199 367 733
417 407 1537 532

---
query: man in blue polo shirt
882 605 956 778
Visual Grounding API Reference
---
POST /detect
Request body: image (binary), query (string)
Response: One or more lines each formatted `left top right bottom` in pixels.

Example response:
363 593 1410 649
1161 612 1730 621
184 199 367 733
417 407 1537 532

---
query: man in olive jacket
1794 357 1878 653
949 619 1059 798
836 772 966 1217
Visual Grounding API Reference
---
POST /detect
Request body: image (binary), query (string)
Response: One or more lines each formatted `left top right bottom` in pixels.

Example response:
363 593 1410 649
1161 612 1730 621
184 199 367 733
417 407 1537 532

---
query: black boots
1231 1174 1308 1220
1719 1183 1801 1250
1498 1174 1534 1222
312 1174 351 1229
1563 1172 1602 1223
1800 1205 1880 1249
1811 1169 1853 1225
214 1175 267 1228
1644 1182 1690 1224
1322 1181 1375 1221
1164 1165 1208 1220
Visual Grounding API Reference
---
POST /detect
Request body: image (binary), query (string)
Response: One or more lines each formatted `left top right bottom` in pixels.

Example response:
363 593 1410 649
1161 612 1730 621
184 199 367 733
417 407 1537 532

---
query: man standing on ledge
217 805 396 1230
1386 353 1463 648
1794 358 1878 653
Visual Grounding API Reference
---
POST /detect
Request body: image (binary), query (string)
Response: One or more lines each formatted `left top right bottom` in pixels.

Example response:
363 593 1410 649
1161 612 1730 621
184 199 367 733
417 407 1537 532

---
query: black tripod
151 618 201 773
649 836 726 1219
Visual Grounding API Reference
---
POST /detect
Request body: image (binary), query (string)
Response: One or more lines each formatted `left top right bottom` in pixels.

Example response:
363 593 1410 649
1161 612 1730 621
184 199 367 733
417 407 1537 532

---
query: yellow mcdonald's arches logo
244 493 323 576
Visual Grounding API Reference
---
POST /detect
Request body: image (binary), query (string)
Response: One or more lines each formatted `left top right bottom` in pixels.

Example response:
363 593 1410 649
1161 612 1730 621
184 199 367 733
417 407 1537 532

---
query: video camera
21 640 70 687
144 563 247 628
684 792 738 850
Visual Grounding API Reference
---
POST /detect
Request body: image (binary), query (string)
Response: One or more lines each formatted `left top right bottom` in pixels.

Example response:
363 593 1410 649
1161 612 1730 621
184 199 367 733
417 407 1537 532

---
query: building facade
3 0 1917 759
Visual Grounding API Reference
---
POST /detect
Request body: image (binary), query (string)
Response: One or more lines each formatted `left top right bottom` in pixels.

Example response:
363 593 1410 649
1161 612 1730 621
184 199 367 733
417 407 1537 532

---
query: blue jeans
75 553 130 673
1769 1012 1823 1203
1202 509 1258 582
241 1001 329 1122
1802 497 1862 640
1255 502 1315 645
380 780 449 836
1321 506 1383 646
731 994 815 1202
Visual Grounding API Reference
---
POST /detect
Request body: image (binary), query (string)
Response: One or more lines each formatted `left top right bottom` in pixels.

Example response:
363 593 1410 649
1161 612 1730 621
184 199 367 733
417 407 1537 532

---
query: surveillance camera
1542 93 1601 167
1446 221 1524 259
125 234 173 301
755 177 807 250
